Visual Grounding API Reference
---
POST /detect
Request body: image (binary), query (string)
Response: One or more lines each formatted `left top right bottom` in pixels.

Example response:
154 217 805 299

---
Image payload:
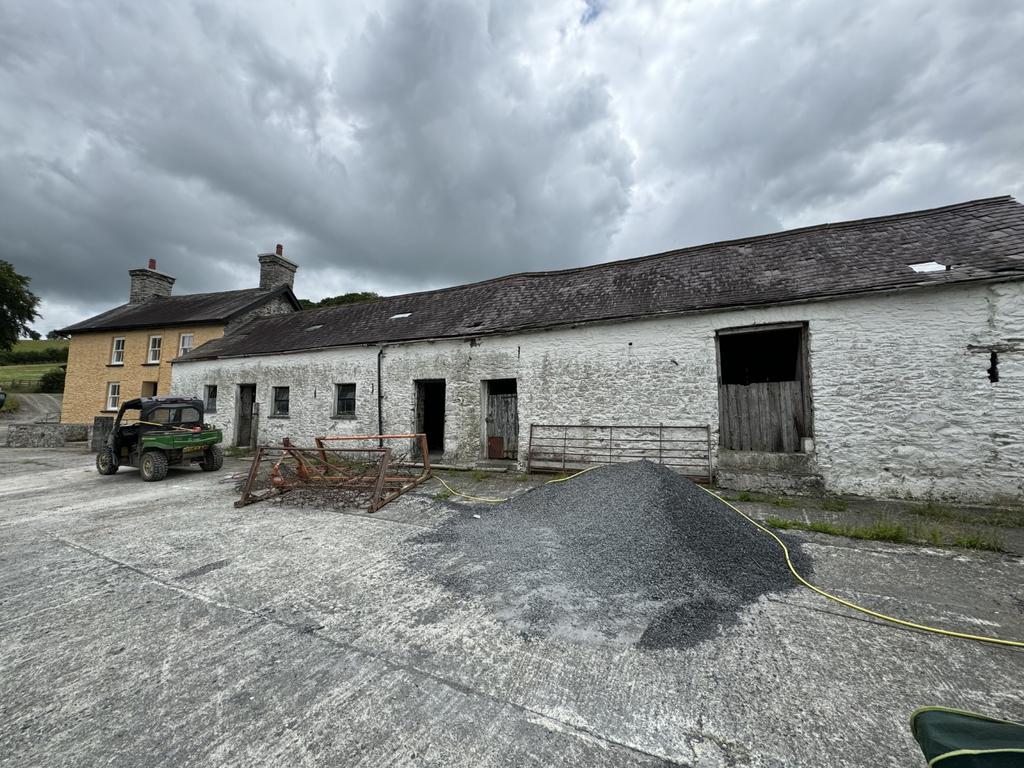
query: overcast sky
2 0 1023 333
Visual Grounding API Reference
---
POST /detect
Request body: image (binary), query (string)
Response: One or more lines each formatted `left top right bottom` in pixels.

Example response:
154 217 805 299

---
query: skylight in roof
909 261 949 273
390 312 412 319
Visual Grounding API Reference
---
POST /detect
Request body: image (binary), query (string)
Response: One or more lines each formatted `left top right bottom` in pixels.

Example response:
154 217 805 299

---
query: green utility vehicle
96 396 224 482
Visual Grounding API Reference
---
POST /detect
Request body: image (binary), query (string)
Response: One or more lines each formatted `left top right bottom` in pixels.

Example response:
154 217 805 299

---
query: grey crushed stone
409 460 811 649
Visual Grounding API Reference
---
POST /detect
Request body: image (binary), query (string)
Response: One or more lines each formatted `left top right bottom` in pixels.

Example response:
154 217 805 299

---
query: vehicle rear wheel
199 445 224 472
140 450 169 482
96 448 119 476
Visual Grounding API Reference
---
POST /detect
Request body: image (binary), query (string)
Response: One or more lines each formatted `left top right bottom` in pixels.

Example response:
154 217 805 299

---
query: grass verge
0 393 21 414
0 363 64 391
765 516 1005 552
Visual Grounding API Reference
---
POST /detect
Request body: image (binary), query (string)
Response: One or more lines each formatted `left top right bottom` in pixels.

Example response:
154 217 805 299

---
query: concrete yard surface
1 449 1022 767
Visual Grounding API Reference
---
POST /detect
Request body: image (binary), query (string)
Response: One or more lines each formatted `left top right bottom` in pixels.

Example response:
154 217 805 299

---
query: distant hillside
1 339 69 366
13 339 69 353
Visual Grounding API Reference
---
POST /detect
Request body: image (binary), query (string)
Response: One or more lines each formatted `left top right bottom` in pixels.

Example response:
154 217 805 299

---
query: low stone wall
6 423 91 448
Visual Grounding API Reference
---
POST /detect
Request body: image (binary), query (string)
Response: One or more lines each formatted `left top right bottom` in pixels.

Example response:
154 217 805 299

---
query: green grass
0 393 21 413
433 489 453 501
820 496 849 513
952 532 1006 552
766 516 911 544
12 339 69 353
469 469 491 482
729 490 798 508
0 362 64 390
765 516 1005 552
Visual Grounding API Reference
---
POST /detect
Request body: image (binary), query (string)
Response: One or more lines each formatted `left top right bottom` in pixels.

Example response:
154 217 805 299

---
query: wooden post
369 449 392 512
527 423 535 472
706 426 713 484
562 426 567 471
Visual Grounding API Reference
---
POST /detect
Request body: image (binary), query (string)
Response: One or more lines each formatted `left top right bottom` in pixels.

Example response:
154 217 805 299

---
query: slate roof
183 196 1024 361
59 285 301 333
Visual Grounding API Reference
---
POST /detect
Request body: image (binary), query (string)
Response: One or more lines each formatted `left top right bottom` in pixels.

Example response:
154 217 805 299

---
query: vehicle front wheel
140 450 169 482
199 445 224 472
96 448 120 476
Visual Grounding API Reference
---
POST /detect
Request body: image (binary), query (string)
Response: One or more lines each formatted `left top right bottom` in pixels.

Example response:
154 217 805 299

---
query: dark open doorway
415 380 446 456
717 324 812 452
236 384 257 447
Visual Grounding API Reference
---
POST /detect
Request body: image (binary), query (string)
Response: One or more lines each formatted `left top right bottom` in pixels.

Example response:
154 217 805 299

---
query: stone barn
171 197 1024 504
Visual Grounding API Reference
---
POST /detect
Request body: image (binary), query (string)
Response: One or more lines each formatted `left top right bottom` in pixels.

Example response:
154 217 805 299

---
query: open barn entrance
483 378 518 460
415 380 446 458
717 324 812 452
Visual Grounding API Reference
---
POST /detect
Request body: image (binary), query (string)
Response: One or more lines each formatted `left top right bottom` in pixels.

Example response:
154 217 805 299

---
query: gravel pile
410 460 811 649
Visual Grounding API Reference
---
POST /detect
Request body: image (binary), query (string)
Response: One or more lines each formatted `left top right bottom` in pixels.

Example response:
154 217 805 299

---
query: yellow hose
437 468 1021 647
436 465 602 504
435 476 510 503
698 486 1024 649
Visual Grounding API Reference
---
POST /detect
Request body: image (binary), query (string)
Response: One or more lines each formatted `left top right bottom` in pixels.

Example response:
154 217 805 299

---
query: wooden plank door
486 393 519 459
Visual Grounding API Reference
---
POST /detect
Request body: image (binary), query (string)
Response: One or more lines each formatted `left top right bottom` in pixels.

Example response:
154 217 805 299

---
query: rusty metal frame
314 433 431 473
236 433 432 512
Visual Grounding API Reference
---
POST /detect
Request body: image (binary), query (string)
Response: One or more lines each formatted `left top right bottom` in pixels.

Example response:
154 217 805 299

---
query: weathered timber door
485 379 519 459
717 324 813 453
719 381 806 452
236 384 256 447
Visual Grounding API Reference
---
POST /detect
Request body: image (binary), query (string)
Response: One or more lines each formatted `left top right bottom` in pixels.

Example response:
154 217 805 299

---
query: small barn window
204 385 218 413
271 386 290 417
335 383 356 417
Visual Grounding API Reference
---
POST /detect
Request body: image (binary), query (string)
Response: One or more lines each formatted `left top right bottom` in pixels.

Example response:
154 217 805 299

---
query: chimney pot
148 258 157 270
275 243 283 256
258 249 298 291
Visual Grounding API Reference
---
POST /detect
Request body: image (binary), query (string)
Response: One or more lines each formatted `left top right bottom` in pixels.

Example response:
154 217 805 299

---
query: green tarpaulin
911 707 1024 767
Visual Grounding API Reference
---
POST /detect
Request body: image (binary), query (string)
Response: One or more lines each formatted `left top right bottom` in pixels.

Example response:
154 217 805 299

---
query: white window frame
105 382 121 411
147 335 162 364
178 333 194 357
110 337 125 365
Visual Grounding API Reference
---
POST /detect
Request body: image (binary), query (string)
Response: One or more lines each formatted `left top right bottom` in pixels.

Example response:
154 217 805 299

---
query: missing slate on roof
909 261 950 273
390 313 412 319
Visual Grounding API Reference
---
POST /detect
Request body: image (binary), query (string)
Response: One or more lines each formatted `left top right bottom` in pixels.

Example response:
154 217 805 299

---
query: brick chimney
129 259 175 303
257 244 298 290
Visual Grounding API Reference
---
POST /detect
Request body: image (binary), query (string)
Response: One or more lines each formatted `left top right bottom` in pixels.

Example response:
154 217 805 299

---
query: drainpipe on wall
377 346 385 447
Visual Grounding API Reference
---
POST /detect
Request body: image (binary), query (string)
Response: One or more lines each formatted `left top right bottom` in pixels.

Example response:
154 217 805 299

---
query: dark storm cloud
0 1 1021 332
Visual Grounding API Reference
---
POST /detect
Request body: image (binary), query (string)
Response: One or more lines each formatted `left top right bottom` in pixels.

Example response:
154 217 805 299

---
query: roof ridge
291 195 1019 320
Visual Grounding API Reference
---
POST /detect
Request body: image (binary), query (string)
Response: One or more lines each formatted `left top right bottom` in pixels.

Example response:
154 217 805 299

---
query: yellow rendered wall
60 325 224 424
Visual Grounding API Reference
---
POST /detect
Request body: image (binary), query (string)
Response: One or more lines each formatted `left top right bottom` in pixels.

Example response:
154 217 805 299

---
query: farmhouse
172 197 1024 504
58 248 300 424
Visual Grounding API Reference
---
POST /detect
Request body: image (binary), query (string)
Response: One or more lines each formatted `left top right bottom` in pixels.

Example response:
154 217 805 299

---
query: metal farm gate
527 424 712 482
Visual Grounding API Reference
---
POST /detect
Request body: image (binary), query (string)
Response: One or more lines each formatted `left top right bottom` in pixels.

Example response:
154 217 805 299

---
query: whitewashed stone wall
172 280 1024 503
